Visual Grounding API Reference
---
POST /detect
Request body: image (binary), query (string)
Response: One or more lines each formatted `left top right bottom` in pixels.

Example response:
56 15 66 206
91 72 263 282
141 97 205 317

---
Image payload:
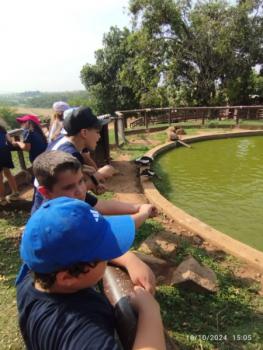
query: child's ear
38 186 50 198
56 271 76 288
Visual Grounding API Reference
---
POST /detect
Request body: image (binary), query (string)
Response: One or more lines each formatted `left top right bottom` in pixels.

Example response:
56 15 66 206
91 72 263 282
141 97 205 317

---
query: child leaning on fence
0 124 20 205
28 150 156 293
13 114 47 163
16 197 166 350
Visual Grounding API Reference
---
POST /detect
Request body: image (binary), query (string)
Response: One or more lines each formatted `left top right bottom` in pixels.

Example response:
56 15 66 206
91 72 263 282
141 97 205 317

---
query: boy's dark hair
33 150 81 190
33 261 99 289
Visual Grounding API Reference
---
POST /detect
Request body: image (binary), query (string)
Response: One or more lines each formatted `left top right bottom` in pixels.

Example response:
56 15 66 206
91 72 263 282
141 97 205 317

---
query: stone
139 231 180 260
192 235 203 245
171 256 218 293
134 252 174 284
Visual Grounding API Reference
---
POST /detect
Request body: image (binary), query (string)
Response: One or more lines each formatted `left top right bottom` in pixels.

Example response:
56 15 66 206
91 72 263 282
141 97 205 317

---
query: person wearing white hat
48 101 70 142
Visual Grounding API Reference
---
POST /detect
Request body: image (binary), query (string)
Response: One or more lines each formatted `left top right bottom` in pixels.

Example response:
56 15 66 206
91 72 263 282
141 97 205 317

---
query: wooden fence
113 105 263 146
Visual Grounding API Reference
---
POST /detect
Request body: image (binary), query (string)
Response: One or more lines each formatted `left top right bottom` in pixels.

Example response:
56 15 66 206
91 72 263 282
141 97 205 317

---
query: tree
81 0 263 111
80 27 138 114
0 105 17 129
129 0 263 105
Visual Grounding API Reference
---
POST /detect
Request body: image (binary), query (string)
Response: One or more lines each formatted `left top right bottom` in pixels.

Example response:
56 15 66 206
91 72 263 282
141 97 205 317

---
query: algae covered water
154 136 263 251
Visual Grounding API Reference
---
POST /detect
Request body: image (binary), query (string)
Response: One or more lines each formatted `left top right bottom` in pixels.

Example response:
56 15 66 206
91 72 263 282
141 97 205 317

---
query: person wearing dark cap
31 106 113 213
62 106 116 182
13 114 47 163
16 197 165 350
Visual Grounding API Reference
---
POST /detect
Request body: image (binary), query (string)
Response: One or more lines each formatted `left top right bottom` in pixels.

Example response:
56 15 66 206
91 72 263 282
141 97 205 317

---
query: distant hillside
0 90 90 108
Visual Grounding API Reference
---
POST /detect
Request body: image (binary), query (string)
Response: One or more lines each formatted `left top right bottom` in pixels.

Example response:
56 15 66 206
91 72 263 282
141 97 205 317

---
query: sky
0 0 131 93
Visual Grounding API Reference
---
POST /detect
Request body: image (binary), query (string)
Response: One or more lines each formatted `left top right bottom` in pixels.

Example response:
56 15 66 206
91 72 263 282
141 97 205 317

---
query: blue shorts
0 147 14 171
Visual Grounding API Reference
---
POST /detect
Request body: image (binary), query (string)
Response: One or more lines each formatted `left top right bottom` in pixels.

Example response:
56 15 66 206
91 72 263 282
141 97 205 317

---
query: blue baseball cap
19 197 135 276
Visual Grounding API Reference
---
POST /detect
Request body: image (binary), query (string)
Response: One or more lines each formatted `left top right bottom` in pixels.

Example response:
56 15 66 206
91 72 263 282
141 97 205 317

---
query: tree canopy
81 0 263 113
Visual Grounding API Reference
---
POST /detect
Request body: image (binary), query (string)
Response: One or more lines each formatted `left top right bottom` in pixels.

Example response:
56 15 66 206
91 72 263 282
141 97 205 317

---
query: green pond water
154 136 263 251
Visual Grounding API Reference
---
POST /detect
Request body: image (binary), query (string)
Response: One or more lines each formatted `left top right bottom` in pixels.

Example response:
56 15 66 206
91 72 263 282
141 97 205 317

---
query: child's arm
131 203 157 229
6 133 14 144
82 151 98 170
130 286 166 350
95 200 142 215
12 141 31 151
110 251 156 294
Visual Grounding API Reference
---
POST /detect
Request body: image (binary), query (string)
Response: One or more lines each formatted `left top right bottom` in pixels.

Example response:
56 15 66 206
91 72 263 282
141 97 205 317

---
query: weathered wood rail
113 105 263 146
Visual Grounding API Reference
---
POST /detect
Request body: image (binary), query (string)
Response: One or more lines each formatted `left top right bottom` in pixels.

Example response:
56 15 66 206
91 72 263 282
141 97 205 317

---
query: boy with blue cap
18 150 156 292
16 197 165 350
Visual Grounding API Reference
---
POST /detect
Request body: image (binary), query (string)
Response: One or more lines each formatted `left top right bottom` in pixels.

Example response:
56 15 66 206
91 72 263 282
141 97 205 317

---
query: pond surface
154 136 263 251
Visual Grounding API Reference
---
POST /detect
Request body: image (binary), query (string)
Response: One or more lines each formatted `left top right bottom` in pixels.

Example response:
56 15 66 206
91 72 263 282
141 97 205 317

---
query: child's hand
139 204 157 218
148 205 158 218
129 286 160 314
126 256 156 294
82 165 97 176
94 183 107 195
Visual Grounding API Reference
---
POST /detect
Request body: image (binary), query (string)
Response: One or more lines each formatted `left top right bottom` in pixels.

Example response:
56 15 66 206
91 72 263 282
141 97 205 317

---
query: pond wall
141 130 263 272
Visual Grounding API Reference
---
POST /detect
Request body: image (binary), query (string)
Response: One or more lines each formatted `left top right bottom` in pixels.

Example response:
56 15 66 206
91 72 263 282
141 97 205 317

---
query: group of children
0 113 47 205
2 103 166 349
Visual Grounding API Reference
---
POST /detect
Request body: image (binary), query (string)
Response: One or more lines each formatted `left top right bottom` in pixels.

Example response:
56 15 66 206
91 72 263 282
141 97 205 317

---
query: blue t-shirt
0 130 7 149
16 274 120 350
22 129 47 163
47 136 84 164
31 190 98 215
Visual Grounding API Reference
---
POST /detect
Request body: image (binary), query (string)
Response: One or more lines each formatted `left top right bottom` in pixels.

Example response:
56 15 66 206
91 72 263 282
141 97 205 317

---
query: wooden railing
113 105 263 146
8 128 29 171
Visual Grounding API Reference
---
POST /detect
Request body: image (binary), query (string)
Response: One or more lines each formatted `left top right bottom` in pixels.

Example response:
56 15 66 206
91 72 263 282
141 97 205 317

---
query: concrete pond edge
141 130 263 272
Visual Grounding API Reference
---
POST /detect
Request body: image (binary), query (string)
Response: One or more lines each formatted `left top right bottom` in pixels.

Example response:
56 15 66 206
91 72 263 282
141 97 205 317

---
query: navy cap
19 197 135 275
63 107 108 136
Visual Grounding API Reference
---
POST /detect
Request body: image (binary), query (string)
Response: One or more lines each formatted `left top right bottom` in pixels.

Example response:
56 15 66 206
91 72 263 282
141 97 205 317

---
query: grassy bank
0 210 28 349
156 236 263 349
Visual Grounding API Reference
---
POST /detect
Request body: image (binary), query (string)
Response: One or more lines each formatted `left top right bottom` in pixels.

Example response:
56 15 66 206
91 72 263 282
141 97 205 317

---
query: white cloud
0 0 130 92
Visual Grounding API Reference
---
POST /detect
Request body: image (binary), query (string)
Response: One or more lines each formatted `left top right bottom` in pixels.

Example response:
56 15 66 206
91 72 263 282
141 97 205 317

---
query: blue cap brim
87 215 135 262
16 215 135 285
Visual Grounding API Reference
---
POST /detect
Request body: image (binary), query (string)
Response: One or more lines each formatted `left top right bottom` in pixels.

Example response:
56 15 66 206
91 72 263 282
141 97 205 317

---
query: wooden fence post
114 116 119 147
13 135 26 170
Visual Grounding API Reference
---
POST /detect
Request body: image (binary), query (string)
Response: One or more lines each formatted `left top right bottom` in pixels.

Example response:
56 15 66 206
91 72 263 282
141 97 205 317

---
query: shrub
0 105 17 129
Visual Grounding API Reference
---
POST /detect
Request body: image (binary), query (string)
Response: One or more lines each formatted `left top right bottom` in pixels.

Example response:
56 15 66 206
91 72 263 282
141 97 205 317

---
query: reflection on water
154 136 263 251
236 139 254 159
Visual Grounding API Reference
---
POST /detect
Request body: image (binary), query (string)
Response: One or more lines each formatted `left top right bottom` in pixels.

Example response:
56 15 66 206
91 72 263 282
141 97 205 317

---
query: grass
11 151 31 175
0 210 29 349
1 205 262 350
111 130 167 160
132 219 163 250
121 119 263 134
97 191 114 200
136 220 263 349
